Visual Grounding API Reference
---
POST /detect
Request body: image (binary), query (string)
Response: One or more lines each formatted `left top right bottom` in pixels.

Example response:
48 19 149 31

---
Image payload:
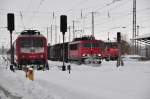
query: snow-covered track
0 85 22 99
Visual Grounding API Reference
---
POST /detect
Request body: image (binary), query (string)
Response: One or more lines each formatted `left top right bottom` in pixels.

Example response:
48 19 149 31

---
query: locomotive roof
18 34 44 37
20 30 40 35
73 36 95 41
69 39 103 45
18 30 46 38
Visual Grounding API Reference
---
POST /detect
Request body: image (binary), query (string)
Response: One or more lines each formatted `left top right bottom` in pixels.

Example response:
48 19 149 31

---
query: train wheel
98 61 102 64
77 60 82 65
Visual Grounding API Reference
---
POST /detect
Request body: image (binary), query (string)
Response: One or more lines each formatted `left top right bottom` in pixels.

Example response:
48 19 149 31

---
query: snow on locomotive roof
20 30 40 35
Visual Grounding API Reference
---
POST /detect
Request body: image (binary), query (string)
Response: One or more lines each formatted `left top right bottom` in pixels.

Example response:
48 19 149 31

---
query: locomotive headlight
40 55 44 58
98 54 101 56
82 54 86 57
22 55 25 58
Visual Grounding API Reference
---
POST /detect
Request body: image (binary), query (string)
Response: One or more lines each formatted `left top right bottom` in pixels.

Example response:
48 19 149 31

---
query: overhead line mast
92 12 94 37
133 0 136 54
91 12 97 37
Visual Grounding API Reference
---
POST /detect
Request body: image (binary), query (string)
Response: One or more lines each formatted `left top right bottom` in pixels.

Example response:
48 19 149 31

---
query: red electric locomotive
68 36 104 64
14 30 48 69
102 42 119 61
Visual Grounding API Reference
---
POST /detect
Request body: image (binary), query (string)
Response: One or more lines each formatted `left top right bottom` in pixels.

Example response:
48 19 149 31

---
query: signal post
116 32 124 67
7 13 15 65
60 15 67 71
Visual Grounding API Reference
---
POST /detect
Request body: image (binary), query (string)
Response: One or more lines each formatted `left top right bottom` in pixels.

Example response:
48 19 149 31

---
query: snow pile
35 60 150 99
0 55 150 99
0 56 58 99
0 89 11 99
122 55 143 61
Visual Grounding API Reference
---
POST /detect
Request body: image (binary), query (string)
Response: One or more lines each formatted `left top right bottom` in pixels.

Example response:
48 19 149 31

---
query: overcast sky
0 0 150 47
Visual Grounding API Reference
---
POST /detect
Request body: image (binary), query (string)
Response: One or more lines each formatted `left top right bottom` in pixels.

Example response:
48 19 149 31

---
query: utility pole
136 25 139 36
55 25 57 44
133 0 136 54
68 26 71 42
72 20 75 39
2 45 4 55
107 32 110 61
72 20 79 40
50 25 53 45
92 12 94 37
47 27 49 42
68 26 71 62
136 25 139 55
91 12 97 37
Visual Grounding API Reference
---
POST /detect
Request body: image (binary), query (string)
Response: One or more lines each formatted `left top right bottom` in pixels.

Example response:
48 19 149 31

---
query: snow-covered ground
0 55 150 99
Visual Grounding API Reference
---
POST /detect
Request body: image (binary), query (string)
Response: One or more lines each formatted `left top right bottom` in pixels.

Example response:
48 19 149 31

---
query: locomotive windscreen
106 42 117 48
83 43 99 48
20 39 44 47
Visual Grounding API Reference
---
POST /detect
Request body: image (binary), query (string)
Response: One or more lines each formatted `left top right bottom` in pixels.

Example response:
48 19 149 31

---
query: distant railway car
14 30 48 69
48 42 68 62
102 42 119 60
68 36 104 64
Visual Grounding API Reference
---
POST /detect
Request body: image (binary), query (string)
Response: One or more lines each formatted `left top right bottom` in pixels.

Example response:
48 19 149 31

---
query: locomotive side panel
68 42 80 61
68 40 103 63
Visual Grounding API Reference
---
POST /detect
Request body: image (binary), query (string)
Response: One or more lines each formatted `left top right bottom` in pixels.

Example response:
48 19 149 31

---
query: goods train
13 30 49 69
48 36 105 64
102 42 119 61
48 42 68 62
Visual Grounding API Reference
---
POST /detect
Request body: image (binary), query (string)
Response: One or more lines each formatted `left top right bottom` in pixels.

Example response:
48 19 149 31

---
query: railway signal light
7 13 15 32
7 13 15 65
60 15 67 34
116 32 124 67
117 32 121 43
60 15 67 71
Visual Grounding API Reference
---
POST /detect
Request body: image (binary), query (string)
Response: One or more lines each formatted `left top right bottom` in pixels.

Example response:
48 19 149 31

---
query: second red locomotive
68 36 104 64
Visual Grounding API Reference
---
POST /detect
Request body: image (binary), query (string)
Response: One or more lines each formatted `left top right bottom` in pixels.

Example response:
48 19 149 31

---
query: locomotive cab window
33 39 44 47
20 40 31 47
69 44 78 50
